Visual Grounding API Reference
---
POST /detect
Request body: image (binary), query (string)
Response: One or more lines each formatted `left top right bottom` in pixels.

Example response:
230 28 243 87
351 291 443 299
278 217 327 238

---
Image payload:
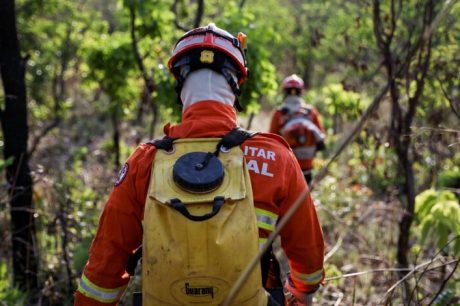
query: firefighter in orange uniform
74 24 324 306
269 75 326 186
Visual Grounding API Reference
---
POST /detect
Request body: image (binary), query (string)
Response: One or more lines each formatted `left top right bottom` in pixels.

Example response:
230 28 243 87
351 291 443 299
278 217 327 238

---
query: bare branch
427 259 459 305
383 235 460 303
388 0 397 44
28 120 60 156
129 7 154 93
402 0 435 149
194 0 204 28
128 6 159 138
372 0 386 51
409 236 458 302
239 0 246 10
325 258 458 282
28 24 72 157
401 0 457 76
437 78 460 120
172 0 206 31
171 0 191 31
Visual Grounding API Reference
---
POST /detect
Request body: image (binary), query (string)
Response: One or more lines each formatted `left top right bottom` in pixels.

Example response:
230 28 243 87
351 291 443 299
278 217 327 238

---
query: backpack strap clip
215 127 257 155
150 137 177 152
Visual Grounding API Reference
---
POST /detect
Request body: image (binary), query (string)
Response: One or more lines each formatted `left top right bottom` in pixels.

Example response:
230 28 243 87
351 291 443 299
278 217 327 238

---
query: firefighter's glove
284 274 316 306
315 140 326 151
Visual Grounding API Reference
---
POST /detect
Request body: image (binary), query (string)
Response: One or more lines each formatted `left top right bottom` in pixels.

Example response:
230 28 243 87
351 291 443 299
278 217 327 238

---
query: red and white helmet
282 74 304 95
168 23 248 111
168 23 248 85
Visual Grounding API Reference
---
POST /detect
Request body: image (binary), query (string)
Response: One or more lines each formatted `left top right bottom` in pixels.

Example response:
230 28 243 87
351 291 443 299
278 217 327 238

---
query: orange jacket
269 105 325 170
75 101 325 305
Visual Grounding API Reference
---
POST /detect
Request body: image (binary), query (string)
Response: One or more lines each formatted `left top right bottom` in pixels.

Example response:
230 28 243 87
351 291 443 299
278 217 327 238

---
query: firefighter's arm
269 110 282 134
279 153 325 294
74 145 156 306
309 107 326 151
310 107 325 135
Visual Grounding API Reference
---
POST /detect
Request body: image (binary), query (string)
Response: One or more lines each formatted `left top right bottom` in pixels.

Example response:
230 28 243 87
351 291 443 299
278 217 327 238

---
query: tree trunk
396 145 416 268
0 0 39 292
111 109 120 170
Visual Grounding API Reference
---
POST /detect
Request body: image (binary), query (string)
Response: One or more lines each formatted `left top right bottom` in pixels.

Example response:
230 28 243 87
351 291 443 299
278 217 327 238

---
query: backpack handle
170 196 225 221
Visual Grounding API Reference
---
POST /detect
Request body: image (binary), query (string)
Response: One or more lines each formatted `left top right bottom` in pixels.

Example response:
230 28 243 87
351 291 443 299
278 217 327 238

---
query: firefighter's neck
181 69 235 112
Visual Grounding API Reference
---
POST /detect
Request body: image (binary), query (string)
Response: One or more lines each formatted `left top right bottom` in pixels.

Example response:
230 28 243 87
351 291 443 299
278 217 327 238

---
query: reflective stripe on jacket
74 101 325 305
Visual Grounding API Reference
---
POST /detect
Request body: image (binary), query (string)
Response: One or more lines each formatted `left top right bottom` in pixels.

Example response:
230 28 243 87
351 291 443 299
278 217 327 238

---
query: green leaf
0 156 14 172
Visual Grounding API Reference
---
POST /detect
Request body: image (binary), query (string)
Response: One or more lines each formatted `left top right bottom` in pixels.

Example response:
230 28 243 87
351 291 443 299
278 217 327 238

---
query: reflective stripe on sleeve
258 237 267 250
291 268 324 285
77 274 126 303
255 208 278 231
292 146 316 159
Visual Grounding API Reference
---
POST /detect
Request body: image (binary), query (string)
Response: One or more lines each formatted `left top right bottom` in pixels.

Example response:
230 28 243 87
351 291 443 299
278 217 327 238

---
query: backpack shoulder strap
147 128 254 155
146 137 177 152
216 127 257 152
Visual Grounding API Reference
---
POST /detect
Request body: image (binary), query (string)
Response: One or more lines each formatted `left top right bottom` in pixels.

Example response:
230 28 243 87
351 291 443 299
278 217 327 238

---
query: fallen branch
325 258 458 282
409 235 460 303
427 259 459 306
381 258 459 303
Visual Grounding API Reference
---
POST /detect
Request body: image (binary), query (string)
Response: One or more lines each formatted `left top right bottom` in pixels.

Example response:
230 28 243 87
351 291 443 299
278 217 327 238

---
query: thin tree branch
402 0 434 150
388 0 397 44
58 198 73 294
410 235 460 303
325 258 458 282
172 0 206 31
372 0 386 51
28 23 72 156
171 0 191 31
222 186 311 306
384 235 460 303
129 5 158 138
401 0 457 74
194 0 204 28
311 82 390 188
129 7 154 93
239 0 247 10
437 78 460 120
28 120 60 156
427 259 459 306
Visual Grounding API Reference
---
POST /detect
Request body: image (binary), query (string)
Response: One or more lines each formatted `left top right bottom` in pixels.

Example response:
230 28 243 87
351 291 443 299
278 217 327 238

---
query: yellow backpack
142 128 267 306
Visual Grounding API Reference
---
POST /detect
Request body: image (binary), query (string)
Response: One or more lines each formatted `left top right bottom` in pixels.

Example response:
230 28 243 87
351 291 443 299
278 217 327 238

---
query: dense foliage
0 0 459 305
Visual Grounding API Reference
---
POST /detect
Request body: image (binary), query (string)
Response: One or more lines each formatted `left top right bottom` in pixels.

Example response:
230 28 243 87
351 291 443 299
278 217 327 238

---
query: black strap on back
149 127 256 154
149 137 176 152
214 127 257 155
